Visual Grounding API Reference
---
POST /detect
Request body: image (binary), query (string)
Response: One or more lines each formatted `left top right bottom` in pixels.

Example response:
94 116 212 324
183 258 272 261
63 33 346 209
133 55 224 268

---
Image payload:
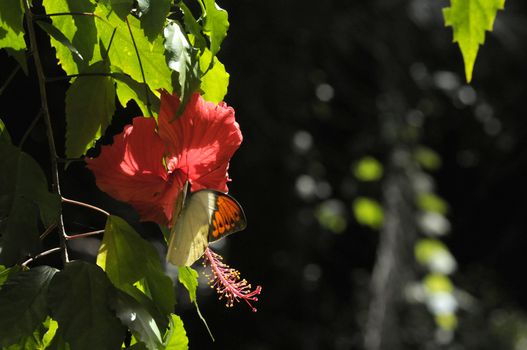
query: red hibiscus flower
86 91 243 226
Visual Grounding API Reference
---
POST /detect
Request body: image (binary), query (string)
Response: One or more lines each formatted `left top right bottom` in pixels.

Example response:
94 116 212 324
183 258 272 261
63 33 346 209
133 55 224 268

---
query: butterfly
166 182 247 266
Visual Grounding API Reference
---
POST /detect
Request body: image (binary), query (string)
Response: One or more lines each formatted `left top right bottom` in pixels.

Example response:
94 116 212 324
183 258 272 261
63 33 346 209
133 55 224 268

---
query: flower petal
158 91 243 192
86 117 182 226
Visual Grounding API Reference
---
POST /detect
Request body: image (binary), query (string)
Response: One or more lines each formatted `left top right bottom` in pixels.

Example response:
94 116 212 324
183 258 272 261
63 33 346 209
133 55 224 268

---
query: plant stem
19 110 43 148
23 0 69 264
40 223 58 240
21 247 62 267
62 197 110 217
0 65 21 96
125 18 152 116
65 230 105 240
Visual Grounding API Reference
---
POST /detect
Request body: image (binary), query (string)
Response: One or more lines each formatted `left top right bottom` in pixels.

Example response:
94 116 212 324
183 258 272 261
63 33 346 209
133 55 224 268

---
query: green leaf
202 0 229 58
47 261 125 350
443 0 505 82
0 0 26 51
353 156 383 182
416 193 449 215
65 60 116 158
179 2 207 50
41 318 59 349
6 48 28 75
95 3 173 92
97 216 175 317
104 0 134 20
163 314 188 350
137 0 171 40
0 118 11 144
111 289 163 350
0 265 21 288
177 267 198 303
0 266 58 347
164 21 200 115
352 197 384 229
42 0 100 75
113 69 160 116
199 49 229 103
0 134 61 265
36 21 84 62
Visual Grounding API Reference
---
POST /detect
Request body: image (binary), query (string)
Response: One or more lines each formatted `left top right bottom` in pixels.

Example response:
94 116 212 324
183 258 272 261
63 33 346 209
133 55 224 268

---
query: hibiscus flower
86 91 243 227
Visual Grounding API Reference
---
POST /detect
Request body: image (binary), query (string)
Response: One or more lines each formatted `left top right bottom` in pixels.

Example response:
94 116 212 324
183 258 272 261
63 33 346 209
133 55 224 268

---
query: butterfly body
166 184 247 266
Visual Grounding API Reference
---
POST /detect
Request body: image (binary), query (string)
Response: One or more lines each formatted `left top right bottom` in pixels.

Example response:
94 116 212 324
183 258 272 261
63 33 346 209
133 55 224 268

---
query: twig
65 229 104 240
23 0 69 264
57 157 84 163
40 223 57 240
62 197 110 217
19 110 43 148
125 18 152 116
46 72 116 83
0 65 21 96
35 12 97 18
21 247 62 267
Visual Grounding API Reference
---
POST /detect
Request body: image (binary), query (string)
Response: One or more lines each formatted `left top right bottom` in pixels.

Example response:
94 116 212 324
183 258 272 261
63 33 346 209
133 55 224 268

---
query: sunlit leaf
352 197 384 229
0 265 21 288
111 289 163 350
0 126 61 265
0 0 26 51
0 266 58 347
47 261 125 350
163 314 188 350
42 0 100 75
414 146 442 171
199 48 229 103
416 193 449 215
179 1 207 50
138 0 171 40
36 21 84 62
443 0 505 82
95 3 173 92
104 0 134 20
97 216 175 317
164 21 200 115
65 60 116 158
353 156 383 181
178 266 198 303
113 69 160 117
202 0 229 58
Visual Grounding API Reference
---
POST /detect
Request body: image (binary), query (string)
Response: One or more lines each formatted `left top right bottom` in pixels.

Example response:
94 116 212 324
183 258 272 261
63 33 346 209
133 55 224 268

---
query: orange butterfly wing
208 193 247 241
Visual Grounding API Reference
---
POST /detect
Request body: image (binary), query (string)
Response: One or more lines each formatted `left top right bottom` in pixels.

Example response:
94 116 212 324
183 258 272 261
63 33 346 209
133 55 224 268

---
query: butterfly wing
166 190 247 266
207 191 247 242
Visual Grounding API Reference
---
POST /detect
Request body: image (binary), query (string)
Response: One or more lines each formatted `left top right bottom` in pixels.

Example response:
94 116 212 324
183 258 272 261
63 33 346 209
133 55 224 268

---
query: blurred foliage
1 0 527 348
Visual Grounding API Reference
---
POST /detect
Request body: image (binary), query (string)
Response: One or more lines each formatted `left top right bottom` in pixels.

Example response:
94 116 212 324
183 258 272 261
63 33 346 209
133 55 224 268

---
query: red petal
158 91 243 192
86 117 182 226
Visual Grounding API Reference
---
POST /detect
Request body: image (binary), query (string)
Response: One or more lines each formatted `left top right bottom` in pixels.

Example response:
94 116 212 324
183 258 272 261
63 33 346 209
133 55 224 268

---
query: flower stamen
203 247 262 312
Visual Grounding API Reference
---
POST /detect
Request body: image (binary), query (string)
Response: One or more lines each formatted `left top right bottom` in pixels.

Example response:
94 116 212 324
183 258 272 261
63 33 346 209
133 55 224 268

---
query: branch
125 18 152 116
0 65 21 96
19 110 43 148
65 229 105 240
62 197 110 217
364 153 417 350
23 0 69 264
21 247 62 267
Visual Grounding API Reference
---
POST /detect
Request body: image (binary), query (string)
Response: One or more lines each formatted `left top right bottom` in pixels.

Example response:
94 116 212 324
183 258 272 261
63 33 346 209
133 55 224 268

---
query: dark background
2 0 527 349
